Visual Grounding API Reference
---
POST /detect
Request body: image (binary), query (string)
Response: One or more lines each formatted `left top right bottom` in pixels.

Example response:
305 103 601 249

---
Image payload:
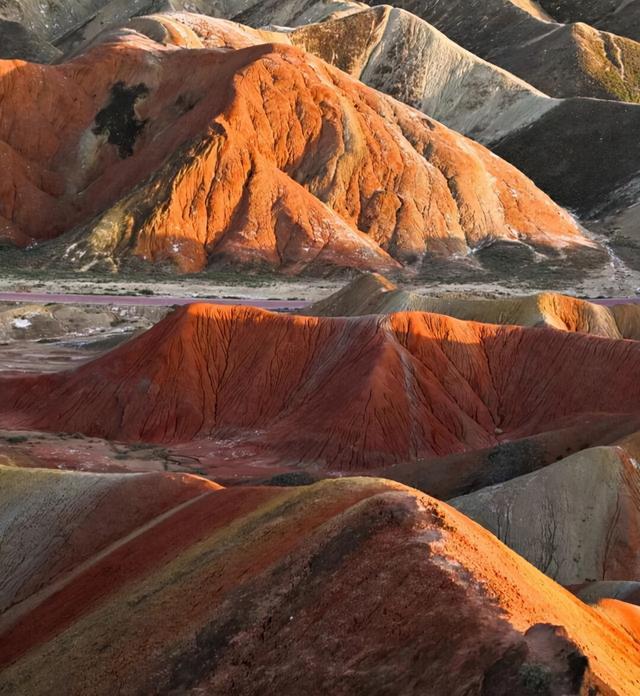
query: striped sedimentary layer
1 468 639 694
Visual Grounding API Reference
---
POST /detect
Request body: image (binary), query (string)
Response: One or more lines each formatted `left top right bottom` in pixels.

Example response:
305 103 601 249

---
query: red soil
2 304 640 471
0 466 219 616
0 486 278 667
0 29 587 271
1 477 639 694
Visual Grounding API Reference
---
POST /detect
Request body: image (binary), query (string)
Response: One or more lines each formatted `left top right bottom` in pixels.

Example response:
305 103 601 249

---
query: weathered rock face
0 20 61 62
4 304 640 470
289 7 640 218
128 11 640 226
369 0 640 103
453 445 640 584
1 469 639 695
0 31 589 273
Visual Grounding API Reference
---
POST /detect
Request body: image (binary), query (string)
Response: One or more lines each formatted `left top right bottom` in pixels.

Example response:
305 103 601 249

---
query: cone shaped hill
0 16 593 275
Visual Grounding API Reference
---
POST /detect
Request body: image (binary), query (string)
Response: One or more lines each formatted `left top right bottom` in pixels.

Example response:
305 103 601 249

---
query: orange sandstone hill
0 28 590 273
1 469 639 695
3 304 640 471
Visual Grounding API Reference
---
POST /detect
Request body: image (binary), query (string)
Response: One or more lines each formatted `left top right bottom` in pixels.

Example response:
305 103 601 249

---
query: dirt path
0 292 311 311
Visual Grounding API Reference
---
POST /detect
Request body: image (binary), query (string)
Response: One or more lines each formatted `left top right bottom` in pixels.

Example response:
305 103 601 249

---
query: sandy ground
0 429 306 485
0 275 347 302
2 266 639 302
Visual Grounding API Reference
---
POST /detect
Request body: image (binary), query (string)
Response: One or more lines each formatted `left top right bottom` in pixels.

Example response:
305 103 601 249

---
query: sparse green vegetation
267 471 318 487
3 435 29 444
578 28 640 103
519 663 552 694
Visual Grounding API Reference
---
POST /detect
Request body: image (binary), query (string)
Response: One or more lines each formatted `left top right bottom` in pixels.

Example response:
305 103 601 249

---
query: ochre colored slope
306 272 638 338
120 12 640 221
0 473 639 694
0 29 588 271
3 304 640 470
593 599 640 644
116 10 640 222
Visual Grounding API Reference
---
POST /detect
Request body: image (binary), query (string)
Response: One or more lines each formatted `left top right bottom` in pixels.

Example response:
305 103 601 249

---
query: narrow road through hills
0 292 311 311
0 292 638 310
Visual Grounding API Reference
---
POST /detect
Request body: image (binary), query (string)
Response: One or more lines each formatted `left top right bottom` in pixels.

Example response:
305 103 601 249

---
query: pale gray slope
369 0 640 103
0 0 108 41
0 19 61 61
452 446 640 584
289 6 556 144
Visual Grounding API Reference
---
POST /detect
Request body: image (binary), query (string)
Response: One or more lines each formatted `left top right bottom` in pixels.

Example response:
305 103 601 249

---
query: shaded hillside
1 470 639 694
492 98 640 217
369 0 640 103
452 445 640 583
538 0 640 42
0 21 60 62
0 0 114 42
